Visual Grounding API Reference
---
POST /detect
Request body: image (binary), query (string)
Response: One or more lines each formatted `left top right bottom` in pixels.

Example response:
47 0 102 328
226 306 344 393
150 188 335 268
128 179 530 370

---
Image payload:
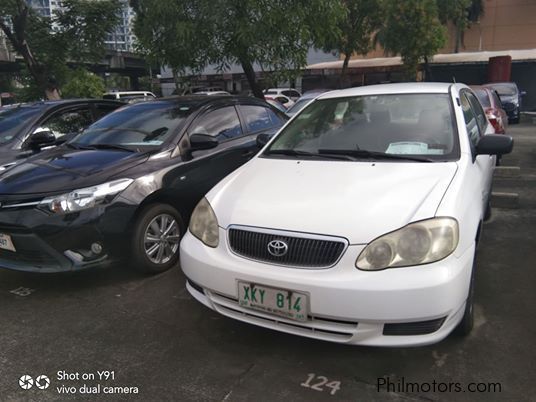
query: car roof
2 98 124 110
121 95 272 111
318 83 455 100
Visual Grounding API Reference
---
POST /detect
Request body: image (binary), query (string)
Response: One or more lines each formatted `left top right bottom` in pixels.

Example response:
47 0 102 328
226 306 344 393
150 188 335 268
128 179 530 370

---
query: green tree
437 0 484 53
131 0 345 98
377 0 446 80
321 0 383 87
62 68 105 98
0 0 121 98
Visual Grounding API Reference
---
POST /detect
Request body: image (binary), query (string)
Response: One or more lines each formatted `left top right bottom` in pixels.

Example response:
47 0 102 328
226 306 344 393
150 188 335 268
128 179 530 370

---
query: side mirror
28 130 56 150
476 134 513 156
520 90 527 97
256 133 271 148
189 133 218 151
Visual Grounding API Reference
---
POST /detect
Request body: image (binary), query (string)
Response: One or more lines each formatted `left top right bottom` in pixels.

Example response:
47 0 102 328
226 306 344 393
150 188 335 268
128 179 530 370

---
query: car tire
131 203 184 274
453 251 476 336
511 116 520 124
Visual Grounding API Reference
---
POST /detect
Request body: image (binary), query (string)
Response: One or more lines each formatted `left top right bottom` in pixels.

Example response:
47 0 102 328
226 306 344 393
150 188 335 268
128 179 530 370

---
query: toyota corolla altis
180 83 513 346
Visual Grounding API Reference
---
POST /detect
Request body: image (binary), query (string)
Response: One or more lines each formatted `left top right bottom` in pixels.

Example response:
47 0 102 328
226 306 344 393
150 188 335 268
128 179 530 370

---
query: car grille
228 227 346 268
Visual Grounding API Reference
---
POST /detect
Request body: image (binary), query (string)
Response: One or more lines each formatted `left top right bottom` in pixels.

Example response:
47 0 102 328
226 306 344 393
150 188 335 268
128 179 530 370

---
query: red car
470 86 508 134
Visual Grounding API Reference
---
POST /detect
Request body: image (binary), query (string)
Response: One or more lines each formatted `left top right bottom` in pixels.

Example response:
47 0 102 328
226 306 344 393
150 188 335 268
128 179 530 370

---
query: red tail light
485 108 504 134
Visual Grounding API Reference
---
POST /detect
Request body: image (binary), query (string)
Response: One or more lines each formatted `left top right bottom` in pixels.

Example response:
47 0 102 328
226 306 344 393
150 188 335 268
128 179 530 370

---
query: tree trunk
454 26 462 53
0 4 48 95
340 52 352 89
423 56 433 81
239 58 264 99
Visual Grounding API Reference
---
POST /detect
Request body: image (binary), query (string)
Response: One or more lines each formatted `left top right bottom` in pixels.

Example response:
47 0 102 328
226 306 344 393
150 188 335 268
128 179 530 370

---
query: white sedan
180 83 513 346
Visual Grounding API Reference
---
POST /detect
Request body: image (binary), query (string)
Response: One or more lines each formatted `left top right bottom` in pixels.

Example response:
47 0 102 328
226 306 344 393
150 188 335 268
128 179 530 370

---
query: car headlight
356 217 459 270
189 197 219 247
38 178 133 214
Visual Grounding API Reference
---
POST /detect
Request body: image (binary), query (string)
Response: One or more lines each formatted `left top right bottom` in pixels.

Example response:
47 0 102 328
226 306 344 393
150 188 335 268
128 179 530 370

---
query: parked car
0 99 124 168
0 92 16 107
194 91 231 96
264 94 295 110
286 89 332 117
470 86 508 134
0 96 288 274
180 83 513 347
483 82 525 124
103 91 156 103
264 88 302 102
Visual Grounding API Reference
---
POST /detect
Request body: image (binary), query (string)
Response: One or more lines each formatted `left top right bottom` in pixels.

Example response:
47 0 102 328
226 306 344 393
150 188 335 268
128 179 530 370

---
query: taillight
485 108 504 134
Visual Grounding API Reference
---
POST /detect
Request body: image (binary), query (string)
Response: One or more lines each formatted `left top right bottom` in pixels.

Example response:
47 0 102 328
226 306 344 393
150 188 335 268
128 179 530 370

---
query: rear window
489 84 516 96
474 89 491 108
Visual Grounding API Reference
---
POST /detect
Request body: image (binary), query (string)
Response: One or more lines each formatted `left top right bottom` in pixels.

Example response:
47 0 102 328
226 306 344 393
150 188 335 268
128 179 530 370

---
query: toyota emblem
267 240 289 257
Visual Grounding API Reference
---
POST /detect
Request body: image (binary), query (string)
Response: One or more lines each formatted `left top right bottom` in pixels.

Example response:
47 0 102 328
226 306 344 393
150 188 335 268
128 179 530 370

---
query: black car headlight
38 178 133 214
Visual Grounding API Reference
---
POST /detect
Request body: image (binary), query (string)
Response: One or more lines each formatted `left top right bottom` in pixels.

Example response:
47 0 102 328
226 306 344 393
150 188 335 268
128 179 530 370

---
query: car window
0 106 42 145
460 93 480 147
267 94 458 160
491 91 502 109
466 92 487 134
72 101 193 149
473 89 491 108
489 84 516 96
38 107 93 139
189 106 243 141
289 90 301 98
275 96 289 105
240 105 281 133
93 103 122 120
281 90 292 97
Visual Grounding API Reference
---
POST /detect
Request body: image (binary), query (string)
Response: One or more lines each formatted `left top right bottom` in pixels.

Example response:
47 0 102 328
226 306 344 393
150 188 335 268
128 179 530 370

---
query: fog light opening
91 242 103 255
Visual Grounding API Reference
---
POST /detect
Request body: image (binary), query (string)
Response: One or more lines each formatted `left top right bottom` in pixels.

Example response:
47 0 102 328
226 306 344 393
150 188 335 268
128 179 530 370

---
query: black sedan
0 99 124 168
0 96 287 274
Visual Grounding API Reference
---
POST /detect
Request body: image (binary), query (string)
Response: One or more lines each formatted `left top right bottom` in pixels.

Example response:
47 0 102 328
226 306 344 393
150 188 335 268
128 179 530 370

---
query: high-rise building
104 0 137 52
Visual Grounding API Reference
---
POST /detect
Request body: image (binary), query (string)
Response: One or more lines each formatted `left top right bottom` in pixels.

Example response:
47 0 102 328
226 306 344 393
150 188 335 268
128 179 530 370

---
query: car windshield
265 93 458 162
70 101 193 150
0 106 42 145
489 84 516 96
474 89 491 108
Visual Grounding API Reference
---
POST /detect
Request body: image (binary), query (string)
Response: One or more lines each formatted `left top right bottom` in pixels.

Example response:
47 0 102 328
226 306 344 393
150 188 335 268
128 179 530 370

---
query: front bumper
180 228 475 346
0 198 137 273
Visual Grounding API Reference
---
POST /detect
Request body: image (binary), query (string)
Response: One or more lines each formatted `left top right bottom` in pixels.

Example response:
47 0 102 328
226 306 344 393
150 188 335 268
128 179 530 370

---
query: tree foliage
62 68 105 98
0 0 121 98
320 0 383 85
131 0 345 98
377 0 446 80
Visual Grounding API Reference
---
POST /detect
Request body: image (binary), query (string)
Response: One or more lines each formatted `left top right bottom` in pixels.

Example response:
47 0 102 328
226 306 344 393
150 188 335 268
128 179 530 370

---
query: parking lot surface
1 120 535 401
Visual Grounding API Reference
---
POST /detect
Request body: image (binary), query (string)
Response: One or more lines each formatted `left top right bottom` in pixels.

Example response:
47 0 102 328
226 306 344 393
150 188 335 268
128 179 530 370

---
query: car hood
0 147 148 195
209 158 458 244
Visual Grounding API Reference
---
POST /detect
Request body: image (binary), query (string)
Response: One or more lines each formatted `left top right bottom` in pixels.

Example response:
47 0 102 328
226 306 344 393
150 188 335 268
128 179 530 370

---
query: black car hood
0 147 149 195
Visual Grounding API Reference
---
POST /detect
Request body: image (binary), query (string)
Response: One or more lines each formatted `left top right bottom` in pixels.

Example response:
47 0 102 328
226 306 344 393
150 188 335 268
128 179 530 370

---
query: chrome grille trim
227 225 348 269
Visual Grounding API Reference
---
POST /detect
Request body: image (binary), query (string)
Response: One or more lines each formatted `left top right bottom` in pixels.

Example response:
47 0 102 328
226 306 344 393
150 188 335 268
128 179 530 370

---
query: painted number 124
301 373 341 395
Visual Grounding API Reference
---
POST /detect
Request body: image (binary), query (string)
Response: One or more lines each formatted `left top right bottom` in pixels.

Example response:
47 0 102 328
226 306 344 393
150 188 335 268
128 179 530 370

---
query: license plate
0 233 16 252
238 281 308 322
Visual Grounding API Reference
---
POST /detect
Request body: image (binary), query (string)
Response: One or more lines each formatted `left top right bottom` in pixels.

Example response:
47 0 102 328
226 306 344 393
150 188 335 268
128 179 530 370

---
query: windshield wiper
84 143 137 153
64 143 96 150
265 149 355 161
318 149 433 162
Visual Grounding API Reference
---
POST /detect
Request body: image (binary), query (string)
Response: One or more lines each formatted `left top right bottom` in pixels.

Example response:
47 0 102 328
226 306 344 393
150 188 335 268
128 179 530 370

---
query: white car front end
180 83 512 346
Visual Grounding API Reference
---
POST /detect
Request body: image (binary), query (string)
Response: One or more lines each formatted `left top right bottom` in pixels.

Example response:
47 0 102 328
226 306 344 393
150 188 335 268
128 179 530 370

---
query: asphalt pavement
1 120 535 402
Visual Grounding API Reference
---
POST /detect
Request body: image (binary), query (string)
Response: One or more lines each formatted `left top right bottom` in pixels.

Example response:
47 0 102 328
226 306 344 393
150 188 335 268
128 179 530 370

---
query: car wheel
453 251 476 336
131 203 184 274
511 116 520 124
